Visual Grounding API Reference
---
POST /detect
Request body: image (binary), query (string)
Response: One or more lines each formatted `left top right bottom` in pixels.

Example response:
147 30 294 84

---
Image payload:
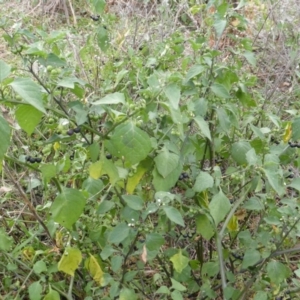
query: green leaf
165 84 181 110
119 288 137 300
194 116 211 141
28 281 42 300
58 247 82 276
10 78 46 114
211 83 230 98
288 177 300 192
154 149 179 178
209 190 231 226
0 60 11 82
15 105 43 135
43 286 60 300
292 117 300 140
193 172 214 193
231 141 252 165
243 51 256 66
152 162 182 191
243 197 264 211
40 164 57 183
246 148 258 166
93 92 125 105
253 291 268 300
196 214 215 240
97 200 115 214
108 223 130 245
0 228 13 251
89 157 119 184
170 250 189 273
97 26 109 52
163 206 185 227
33 260 47 274
171 278 187 292
50 188 86 230
242 249 261 268
185 64 205 82
105 122 152 166
0 115 10 165
171 290 183 300
264 169 285 196
93 0 106 13
146 233 165 251
267 261 291 284
122 195 144 210
57 76 85 89
216 107 231 133
214 19 227 38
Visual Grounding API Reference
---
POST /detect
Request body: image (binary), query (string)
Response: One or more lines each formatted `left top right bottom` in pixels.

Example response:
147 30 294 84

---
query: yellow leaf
140 244 147 264
58 247 82 277
227 215 239 232
89 161 102 179
53 142 60 151
85 254 104 285
283 123 292 143
89 158 119 184
22 246 35 261
126 159 150 194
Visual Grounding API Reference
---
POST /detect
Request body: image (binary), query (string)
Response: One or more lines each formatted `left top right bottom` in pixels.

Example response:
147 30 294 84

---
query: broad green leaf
163 206 184 227
0 60 11 82
33 260 47 274
185 64 205 82
266 261 291 284
122 195 144 210
93 0 106 13
93 92 125 105
193 171 214 193
50 188 86 230
216 107 231 133
288 177 300 192
152 162 182 191
111 255 123 272
243 51 256 66
170 250 189 273
154 149 179 178
57 76 85 89
108 223 130 245
209 190 231 226
264 169 285 196
214 19 227 38
156 286 170 294
85 254 104 285
194 116 211 141
58 247 82 276
10 78 46 114
40 164 56 182
246 148 258 166
97 200 115 214
165 84 181 110
0 115 11 166
28 281 42 300
171 278 187 292
88 142 100 163
171 290 183 300
43 286 60 300
0 228 13 251
82 177 104 198
292 117 300 140
119 288 137 300
15 105 43 135
231 141 252 165
253 291 268 300
196 214 215 240
242 249 261 269
97 26 109 52
105 122 152 166
243 197 264 211
146 233 165 251
211 83 230 99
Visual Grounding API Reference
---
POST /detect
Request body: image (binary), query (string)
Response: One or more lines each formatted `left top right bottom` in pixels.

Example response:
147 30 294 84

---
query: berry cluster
179 172 189 180
67 127 81 136
26 156 42 164
288 141 300 148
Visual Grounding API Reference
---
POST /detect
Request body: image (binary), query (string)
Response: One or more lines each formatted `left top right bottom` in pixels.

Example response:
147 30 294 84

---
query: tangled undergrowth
1 0 300 299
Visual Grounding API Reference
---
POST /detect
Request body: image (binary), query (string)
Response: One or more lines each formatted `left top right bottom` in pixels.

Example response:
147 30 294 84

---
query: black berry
67 129 74 136
106 154 112 159
29 157 36 164
35 158 42 163
73 127 80 133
